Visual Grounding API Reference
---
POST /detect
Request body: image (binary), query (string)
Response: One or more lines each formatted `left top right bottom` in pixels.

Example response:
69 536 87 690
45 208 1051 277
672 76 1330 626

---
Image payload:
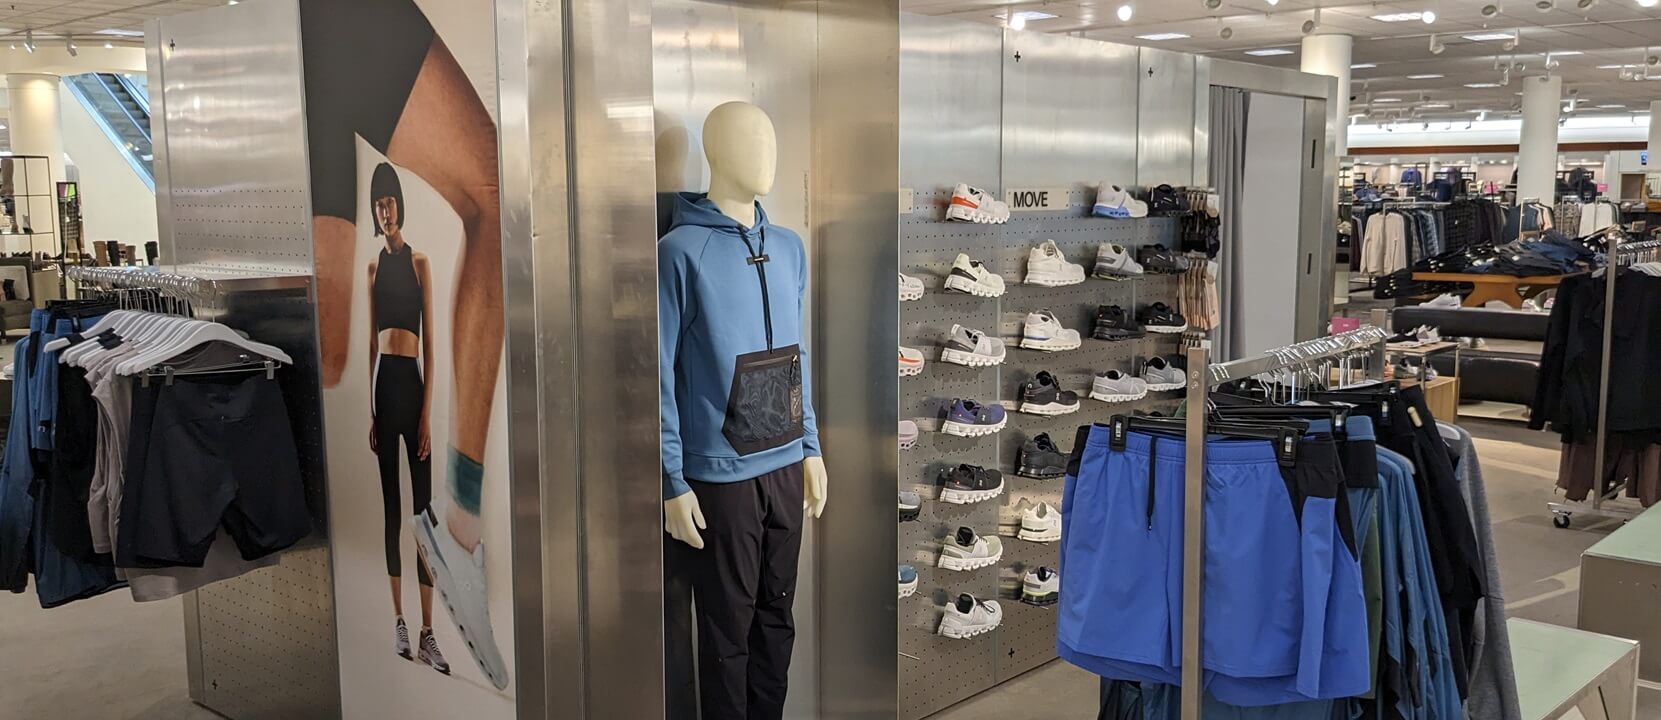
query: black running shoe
1138 302 1189 334
1017 433 1070 479
1018 371 1081 416
939 464 1005 504
1137 244 1188 274
1093 305 1146 341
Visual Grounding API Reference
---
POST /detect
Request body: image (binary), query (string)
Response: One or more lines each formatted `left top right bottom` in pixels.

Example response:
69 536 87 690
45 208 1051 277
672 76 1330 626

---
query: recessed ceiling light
1423 10 1439 22
1352 63 1379 69
1371 12 1425 21
1463 32 1516 41
1641 0 1659 8
1465 82 1502 87
94 28 144 37
1004 10 1058 22
1374 97 1404 102
1136 32 1191 40
1245 48 1296 56
1407 73 1444 79
1117 4 1134 21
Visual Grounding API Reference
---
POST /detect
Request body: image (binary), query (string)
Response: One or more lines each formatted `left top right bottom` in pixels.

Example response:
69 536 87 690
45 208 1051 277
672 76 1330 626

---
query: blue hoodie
659 193 820 500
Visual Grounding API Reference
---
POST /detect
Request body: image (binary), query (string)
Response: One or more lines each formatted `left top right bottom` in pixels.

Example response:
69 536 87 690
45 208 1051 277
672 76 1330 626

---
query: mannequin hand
804 457 828 518
664 492 706 549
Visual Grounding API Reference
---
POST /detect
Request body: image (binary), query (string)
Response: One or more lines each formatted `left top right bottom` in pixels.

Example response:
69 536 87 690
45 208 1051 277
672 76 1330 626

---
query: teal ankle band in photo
449 447 483 515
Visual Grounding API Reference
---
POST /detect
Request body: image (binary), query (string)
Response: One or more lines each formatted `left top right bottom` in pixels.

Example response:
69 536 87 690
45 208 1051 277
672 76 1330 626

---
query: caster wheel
1552 513 1571 529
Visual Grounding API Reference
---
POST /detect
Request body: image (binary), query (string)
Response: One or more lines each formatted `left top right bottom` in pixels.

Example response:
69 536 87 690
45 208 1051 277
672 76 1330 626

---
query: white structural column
1517 75 1562 205
6 73 64 247
1301 34 1353 156
1649 100 1661 172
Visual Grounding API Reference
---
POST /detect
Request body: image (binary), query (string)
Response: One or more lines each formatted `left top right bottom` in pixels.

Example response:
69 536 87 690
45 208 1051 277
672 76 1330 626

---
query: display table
1398 374 1460 421
1410 271 1574 308
1510 618 1639 720
1579 503 1661 684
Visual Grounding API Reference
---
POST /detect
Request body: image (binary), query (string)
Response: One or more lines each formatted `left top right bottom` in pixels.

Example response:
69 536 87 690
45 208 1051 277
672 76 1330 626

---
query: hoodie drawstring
738 226 773 351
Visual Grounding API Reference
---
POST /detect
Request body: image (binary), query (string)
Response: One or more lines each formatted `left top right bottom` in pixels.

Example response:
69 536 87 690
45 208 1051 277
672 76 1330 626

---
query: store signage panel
1004 186 1070 211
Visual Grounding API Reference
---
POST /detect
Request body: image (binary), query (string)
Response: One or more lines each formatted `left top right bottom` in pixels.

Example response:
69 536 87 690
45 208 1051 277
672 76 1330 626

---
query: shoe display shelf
897 186 1187 719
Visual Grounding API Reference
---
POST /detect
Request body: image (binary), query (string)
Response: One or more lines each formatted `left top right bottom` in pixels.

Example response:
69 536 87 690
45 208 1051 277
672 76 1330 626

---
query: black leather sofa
1390 306 1550 406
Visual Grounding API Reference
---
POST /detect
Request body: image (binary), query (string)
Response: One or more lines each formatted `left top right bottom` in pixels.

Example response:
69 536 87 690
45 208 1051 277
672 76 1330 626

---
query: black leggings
375 354 431 585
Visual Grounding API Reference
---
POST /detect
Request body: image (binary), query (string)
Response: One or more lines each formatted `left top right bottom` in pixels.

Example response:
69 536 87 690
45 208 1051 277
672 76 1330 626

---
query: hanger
1105 414 1305 467
115 320 291 375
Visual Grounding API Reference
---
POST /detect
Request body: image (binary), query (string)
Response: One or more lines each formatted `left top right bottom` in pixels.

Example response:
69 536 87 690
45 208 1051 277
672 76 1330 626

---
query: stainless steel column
497 0 664 717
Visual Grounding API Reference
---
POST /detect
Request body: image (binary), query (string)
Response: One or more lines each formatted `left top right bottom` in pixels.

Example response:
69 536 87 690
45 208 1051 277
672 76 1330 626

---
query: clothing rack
65 265 311 319
1173 309 1391 719
1547 230 1646 527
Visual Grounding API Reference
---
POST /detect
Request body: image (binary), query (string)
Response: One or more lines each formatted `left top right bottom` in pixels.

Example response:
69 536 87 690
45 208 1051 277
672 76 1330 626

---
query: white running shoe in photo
1020 310 1082 351
1090 369 1150 402
1021 567 1060 606
945 183 1010 224
938 526 1004 571
939 593 1003 639
1094 243 1145 279
395 617 413 661
412 509 510 690
899 346 926 377
1024 240 1087 287
1141 357 1186 392
940 324 1006 367
943 253 1006 298
899 272 926 302
1017 503 1061 543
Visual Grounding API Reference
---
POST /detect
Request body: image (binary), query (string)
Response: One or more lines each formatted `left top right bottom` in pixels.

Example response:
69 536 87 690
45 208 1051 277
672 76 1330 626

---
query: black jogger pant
673 463 804 720
374 355 431 585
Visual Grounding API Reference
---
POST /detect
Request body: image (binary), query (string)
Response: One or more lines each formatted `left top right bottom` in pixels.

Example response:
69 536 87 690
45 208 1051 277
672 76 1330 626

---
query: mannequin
657 100 827 720
666 102 828 548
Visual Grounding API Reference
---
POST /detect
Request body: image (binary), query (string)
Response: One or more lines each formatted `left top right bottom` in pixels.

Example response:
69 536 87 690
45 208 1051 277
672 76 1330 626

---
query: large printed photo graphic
300 0 512 714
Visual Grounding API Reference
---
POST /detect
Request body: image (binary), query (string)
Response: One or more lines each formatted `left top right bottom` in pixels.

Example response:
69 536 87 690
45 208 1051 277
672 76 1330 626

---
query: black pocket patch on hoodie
724 345 805 456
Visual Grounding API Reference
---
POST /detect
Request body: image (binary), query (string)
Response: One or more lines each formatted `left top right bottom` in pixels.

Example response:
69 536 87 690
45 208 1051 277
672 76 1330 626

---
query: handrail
61 75 154 190
112 72 150 116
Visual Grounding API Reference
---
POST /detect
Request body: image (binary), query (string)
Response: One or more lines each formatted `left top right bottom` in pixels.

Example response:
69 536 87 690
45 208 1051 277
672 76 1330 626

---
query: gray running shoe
395 617 412 661
418 629 451 675
938 526 1004 571
938 593 1003 639
899 491 921 522
941 324 1006 367
1142 356 1186 391
1091 369 1150 402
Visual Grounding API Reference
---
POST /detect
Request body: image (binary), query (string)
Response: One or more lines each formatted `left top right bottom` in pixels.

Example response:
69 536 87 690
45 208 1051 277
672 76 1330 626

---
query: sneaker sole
900 436 919 450
1092 330 1146 341
1089 388 1149 403
941 417 1006 436
899 580 918 599
940 347 1004 367
1024 272 1085 287
1021 591 1059 607
1020 336 1082 351
1145 323 1189 334
899 362 924 377
411 516 510 690
1144 380 1185 392
939 484 1005 504
1093 265 1144 279
939 620 1001 638
900 287 925 302
943 274 1004 297
1018 401 1079 416
938 548 1003 571
1019 527 1061 543
946 204 1009 224
900 506 921 521
1016 464 1066 480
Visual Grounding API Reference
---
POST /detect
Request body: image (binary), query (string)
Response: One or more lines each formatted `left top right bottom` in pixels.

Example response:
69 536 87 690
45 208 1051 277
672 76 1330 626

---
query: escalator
63 72 152 189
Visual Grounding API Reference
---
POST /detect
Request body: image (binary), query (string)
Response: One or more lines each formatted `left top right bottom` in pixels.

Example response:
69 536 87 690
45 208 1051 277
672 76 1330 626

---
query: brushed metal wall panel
1000 32 1138 191
1194 57 1212 189
899 13 1003 194
193 548 340 720
1137 48 1196 188
151 0 311 274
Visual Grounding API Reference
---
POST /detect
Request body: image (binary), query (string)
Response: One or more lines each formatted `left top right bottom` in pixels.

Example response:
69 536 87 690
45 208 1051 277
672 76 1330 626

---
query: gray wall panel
899 13 1003 194
1137 47 1196 188
1001 31 1138 190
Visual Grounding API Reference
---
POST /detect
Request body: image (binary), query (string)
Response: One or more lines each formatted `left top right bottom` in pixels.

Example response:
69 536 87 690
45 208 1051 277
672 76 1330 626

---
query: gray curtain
1209 86 1248 360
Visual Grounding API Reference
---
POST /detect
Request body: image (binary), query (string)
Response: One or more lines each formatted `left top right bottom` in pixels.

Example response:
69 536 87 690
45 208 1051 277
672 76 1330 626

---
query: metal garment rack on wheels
1174 312 1390 719
1546 230 1658 529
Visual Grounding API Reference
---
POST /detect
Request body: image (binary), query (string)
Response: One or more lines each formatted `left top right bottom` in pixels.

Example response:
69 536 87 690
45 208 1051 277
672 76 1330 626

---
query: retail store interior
1 0 1661 719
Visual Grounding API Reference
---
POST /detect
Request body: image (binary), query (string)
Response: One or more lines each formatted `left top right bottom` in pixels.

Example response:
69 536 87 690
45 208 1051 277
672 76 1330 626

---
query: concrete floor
0 416 1654 718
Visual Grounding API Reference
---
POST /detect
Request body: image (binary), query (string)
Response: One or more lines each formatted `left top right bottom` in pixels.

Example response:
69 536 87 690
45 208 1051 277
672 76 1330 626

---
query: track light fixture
1266 0 1280 6
1429 34 1446 54
1205 0 1223 8
23 30 35 54
65 35 76 57
1482 3 1502 17
1501 29 1520 51
1544 52 1560 70
1219 25 1234 38
1576 0 1597 9
1535 0 1556 10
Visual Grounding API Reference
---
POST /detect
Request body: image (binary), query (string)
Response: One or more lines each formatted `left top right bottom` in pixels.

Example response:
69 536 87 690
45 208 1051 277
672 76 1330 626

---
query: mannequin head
703 102 777 205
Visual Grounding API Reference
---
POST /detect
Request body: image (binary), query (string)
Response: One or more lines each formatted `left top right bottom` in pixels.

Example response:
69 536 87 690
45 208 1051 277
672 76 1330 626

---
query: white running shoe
899 420 920 450
938 526 1003 570
1094 243 1145 279
943 253 1006 297
940 324 1006 367
899 346 926 377
1018 502 1061 543
412 509 510 690
1092 182 1149 219
1020 310 1082 351
1021 567 1060 606
939 593 1003 639
1024 240 1087 287
1090 369 1150 402
945 183 1010 224
899 272 925 302
1423 292 1461 308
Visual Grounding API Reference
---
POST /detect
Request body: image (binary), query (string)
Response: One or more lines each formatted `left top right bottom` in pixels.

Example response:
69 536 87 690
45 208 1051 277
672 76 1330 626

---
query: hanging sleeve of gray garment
1438 421 1523 720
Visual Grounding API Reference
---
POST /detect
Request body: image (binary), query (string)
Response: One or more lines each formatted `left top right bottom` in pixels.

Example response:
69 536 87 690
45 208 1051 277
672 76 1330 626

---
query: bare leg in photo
315 217 356 387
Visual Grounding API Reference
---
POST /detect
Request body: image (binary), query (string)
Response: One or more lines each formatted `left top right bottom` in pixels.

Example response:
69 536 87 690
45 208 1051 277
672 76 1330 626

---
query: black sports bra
373 243 422 335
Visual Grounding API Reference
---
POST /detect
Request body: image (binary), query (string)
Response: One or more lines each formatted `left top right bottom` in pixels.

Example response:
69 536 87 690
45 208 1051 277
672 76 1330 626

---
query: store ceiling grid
0 0 225 45
903 0 1661 120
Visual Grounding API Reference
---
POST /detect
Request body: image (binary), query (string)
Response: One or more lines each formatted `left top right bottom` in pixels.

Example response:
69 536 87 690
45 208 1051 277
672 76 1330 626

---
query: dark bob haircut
370 162 403 236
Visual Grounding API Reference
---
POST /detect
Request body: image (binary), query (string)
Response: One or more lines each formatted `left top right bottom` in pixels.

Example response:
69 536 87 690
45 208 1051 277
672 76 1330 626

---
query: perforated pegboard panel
898 189 1184 719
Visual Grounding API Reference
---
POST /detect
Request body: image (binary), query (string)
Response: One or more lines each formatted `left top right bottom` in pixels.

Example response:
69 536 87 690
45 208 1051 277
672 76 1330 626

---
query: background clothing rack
1172 309 1391 719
